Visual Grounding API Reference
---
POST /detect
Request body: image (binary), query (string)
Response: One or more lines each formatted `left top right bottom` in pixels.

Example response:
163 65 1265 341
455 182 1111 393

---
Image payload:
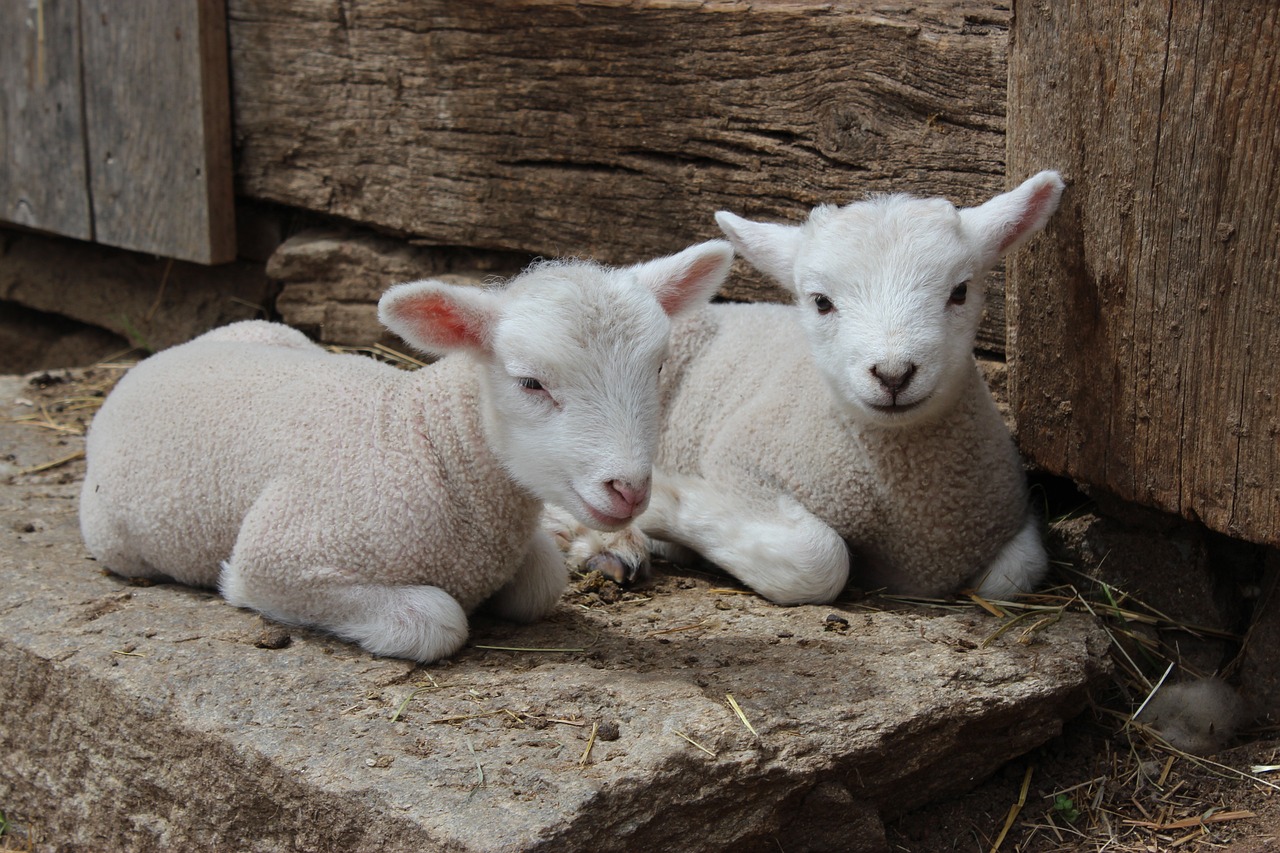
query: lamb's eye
812 294 835 315
517 377 545 392
948 282 969 306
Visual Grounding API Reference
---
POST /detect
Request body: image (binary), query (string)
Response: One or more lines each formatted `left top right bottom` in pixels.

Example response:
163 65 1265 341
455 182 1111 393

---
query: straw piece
472 644 584 653
1122 809 1256 830
725 693 759 738
579 722 598 767
15 450 85 476
672 729 717 757
989 765 1032 853
648 619 711 636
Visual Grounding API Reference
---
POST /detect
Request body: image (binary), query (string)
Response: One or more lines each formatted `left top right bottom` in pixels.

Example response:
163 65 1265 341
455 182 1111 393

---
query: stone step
0 373 1109 852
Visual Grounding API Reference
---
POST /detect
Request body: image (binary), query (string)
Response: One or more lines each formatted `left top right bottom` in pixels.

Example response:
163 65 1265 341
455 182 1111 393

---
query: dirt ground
4 364 1278 852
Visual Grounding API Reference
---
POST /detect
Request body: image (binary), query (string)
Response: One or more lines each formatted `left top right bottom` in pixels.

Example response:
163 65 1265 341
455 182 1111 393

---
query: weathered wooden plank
80 0 236 263
227 0 1011 344
1007 1 1280 546
0 0 92 240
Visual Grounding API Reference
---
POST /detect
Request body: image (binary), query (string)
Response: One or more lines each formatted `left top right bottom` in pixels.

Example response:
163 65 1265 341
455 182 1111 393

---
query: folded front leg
968 513 1048 600
640 473 850 605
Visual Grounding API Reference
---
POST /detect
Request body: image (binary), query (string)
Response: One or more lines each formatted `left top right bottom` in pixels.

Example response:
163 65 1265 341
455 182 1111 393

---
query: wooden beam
1008 1 1280 545
0 0 93 240
226 1 1009 262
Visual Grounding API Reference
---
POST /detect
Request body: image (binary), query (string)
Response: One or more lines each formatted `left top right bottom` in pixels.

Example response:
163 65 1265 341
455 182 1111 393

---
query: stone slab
0 372 1110 851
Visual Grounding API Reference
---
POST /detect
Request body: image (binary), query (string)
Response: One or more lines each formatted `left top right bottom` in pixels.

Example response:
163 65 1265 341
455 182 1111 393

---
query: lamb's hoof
586 552 648 585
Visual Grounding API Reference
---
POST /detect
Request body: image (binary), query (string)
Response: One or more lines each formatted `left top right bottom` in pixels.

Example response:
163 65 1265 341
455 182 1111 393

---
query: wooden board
0 0 93 240
1007 1 1280 546
79 0 236 263
227 0 1011 344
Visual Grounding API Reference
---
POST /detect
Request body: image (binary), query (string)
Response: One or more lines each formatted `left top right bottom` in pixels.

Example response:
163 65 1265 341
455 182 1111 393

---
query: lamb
78 241 734 662
552 172 1064 603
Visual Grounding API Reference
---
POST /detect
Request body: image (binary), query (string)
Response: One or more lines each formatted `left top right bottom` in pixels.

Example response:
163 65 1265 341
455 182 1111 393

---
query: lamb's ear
960 170 1065 264
715 211 802 288
629 239 734 318
378 279 500 356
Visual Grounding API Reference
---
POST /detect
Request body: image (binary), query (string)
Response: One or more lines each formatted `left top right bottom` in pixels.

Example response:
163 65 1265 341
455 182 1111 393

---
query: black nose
870 363 917 396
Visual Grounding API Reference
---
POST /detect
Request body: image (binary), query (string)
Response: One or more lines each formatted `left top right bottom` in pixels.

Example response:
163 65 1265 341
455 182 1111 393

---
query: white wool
550 172 1065 603
1136 678 1249 754
80 241 732 662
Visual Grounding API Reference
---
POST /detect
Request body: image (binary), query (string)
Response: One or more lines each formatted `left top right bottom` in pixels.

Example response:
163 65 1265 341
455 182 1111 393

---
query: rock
1049 501 1241 676
0 301 128 375
0 373 1110 851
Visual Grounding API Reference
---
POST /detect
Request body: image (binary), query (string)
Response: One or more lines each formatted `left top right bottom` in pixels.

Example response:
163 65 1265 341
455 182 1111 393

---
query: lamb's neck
400 357 543 523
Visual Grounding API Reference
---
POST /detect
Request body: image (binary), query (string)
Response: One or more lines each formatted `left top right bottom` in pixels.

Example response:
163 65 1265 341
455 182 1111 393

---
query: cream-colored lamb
554 173 1064 603
79 241 733 662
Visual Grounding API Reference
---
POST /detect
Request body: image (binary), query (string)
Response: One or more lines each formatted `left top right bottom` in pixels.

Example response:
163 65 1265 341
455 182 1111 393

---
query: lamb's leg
541 505 652 583
969 514 1048 600
483 528 569 622
640 472 850 605
220 559 469 663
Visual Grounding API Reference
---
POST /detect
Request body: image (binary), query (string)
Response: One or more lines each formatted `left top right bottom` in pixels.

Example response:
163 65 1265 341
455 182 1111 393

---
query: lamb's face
790 198 988 427
718 172 1064 430
380 240 730 531
484 266 672 530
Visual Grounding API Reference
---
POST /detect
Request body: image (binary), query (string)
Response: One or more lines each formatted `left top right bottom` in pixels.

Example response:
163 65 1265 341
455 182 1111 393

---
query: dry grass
5 363 132 437
881 572 1278 852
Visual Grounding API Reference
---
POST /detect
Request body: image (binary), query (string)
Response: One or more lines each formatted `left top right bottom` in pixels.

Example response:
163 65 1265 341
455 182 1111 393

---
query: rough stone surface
1 372 1111 851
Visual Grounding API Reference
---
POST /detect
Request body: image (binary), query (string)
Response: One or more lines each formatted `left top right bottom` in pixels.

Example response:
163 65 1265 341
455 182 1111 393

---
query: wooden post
1007 1 1279 545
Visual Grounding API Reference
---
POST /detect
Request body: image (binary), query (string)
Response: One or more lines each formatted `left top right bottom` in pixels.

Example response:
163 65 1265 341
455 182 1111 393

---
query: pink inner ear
399 292 482 349
1000 181 1060 252
655 255 721 316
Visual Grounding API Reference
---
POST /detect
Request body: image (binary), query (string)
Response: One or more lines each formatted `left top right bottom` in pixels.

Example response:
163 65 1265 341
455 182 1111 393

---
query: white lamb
79 241 733 662
554 172 1064 603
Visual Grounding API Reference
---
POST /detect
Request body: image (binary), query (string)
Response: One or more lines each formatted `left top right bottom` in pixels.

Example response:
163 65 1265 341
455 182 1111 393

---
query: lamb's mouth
868 397 928 415
576 493 634 530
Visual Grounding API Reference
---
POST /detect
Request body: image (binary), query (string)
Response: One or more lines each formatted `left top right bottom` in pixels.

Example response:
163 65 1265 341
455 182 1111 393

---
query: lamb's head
716 171 1064 427
378 240 732 530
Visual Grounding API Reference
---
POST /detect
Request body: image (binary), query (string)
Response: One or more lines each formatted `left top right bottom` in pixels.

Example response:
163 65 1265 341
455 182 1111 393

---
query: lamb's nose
870 362 917 395
606 478 651 516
